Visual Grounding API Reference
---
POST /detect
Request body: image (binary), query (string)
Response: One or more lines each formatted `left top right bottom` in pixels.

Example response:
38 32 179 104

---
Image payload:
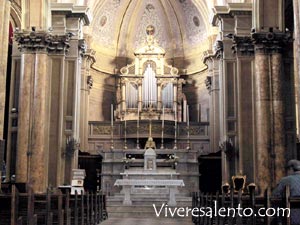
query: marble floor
100 218 194 225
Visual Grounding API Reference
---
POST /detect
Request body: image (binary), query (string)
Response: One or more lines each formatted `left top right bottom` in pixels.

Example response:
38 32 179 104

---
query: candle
162 106 165 128
175 105 177 125
187 105 189 127
111 104 113 127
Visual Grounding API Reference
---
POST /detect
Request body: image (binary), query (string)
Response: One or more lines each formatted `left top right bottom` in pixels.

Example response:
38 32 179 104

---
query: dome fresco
72 0 252 73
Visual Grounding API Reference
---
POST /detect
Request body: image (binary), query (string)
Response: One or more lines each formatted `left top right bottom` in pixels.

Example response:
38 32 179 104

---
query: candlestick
174 105 177 150
187 105 190 150
110 104 114 150
137 106 140 149
124 111 127 150
161 106 165 149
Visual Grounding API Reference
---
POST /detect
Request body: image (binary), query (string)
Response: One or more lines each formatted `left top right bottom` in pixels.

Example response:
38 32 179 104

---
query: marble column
252 0 294 192
252 31 293 192
0 0 11 139
16 53 34 184
254 52 272 193
15 46 50 193
28 53 49 192
271 53 285 185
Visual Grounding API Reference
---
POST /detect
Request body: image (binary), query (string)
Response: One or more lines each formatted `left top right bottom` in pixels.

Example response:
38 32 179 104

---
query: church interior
0 0 300 224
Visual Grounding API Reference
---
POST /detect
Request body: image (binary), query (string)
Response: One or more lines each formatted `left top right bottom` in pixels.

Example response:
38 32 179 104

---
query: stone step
107 196 192 206
106 205 193 219
100 217 195 225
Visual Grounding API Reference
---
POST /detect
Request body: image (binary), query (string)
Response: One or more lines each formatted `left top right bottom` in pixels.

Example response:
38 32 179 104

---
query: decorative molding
87 76 93 90
78 39 87 57
205 76 212 92
14 29 72 54
251 30 292 53
226 35 254 55
51 3 91 25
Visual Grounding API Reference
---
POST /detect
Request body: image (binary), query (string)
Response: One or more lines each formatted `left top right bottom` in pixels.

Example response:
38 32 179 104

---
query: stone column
15 32 51 192
254 51 272 193
271 53 285 184
0 0 11 139
252 31 292 191
252 0 295 192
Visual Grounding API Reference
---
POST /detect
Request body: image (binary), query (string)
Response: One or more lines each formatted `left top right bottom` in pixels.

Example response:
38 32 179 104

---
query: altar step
106 205 193 220
106 194 192 220
107 194 192 206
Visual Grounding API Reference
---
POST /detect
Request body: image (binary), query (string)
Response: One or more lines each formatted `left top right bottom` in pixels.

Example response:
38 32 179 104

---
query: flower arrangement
167 154 179 162
122 155 136 164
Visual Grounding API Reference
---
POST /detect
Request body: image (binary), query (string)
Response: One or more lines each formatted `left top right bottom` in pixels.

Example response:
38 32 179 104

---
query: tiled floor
100 218 194 225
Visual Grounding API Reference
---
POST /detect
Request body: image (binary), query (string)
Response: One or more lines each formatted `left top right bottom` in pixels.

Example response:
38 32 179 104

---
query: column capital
251 31 292 54
14 29 73 54
226 35 254 56
202 40 223 65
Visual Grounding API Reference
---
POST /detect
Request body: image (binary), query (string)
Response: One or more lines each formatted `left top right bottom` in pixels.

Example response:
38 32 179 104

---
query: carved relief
15 29 72 54
251 31 292 53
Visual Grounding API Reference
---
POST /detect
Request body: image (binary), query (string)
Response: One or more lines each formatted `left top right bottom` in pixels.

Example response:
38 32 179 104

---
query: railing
192 186 300 225
0 184 107 225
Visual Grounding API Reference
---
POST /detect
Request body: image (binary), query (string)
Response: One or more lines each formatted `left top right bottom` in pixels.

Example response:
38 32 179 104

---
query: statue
145 137 156 149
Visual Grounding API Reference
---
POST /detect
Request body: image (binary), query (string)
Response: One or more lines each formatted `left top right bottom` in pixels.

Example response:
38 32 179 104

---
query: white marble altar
113 147 185 206
114 179 185 206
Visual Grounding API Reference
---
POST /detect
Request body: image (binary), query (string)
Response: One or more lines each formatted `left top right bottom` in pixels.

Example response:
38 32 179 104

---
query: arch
10 1 22 29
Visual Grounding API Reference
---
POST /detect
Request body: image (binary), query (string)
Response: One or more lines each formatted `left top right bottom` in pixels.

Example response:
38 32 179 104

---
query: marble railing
88 120 209 139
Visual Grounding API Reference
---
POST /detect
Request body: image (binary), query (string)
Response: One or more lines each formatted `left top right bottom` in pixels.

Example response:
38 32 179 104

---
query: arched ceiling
53 0 252 73
86 0 215 74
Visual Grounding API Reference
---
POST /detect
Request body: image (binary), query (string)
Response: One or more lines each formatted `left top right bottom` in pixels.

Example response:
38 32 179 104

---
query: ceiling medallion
146 25 155 35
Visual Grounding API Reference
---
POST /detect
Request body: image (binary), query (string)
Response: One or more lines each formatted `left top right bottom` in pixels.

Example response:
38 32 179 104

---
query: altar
113 147 185 206
114 179 185 206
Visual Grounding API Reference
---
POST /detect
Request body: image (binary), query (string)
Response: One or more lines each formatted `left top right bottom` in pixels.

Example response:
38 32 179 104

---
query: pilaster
80 48 95 151
0 0 11 140
212 3 253 186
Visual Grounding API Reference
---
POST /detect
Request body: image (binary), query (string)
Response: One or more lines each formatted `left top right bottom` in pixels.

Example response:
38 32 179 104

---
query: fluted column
0 0 11 139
